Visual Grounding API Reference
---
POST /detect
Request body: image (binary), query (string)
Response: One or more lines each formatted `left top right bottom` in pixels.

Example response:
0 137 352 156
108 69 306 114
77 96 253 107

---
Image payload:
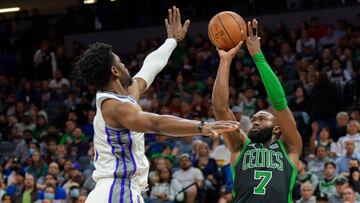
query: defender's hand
217 41 243 61
241 19 262 56
202 121 240 136
165 6 190 42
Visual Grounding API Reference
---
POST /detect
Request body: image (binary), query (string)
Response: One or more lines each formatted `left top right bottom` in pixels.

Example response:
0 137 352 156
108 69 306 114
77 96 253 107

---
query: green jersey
231 138 298 203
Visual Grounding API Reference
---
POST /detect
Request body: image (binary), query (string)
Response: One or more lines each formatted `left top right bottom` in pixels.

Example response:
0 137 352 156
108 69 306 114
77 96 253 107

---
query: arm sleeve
252 53 287 111
133 38 177 88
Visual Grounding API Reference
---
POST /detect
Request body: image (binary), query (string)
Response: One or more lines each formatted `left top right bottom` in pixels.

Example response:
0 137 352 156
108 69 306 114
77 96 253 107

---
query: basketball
208 11 247 50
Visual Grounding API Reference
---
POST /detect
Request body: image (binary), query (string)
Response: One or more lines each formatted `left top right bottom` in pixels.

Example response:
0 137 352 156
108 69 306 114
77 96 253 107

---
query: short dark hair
77 42 114 90
324 161 336 169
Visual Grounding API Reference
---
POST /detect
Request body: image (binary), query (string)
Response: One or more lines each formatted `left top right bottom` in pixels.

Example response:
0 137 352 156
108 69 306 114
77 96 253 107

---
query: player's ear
111 66 121 77
273 126 281 138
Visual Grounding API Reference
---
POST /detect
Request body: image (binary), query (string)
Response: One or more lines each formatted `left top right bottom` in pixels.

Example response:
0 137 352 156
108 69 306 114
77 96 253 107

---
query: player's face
112 53 133 88
248 111 277 144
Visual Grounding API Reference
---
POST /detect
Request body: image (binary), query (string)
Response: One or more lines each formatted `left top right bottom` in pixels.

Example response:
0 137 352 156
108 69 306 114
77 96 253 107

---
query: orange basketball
208 11 247 50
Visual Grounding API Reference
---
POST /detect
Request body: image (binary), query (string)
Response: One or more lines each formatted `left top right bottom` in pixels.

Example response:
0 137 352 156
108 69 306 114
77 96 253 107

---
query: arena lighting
84 0 96 4
0 7 20 13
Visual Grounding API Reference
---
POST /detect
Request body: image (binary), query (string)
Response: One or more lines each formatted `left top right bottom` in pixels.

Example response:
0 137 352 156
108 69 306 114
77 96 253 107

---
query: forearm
152 115 201 136
252 53 287 111
212 58 231 112
133 38 177 89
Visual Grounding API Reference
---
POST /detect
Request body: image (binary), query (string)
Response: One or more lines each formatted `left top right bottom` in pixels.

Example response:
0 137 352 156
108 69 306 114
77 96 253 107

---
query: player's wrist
197 120 205 134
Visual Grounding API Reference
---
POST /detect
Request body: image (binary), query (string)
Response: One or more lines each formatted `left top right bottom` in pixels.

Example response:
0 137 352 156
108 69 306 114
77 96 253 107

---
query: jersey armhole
278 139 298 203
230 138 251 177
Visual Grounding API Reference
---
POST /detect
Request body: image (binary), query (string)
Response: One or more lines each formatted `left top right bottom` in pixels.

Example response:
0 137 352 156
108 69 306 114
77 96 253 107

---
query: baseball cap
71 162 80 170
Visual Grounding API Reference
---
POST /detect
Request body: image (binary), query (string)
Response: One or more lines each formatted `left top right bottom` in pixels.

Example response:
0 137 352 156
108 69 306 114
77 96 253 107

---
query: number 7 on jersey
253 170 272 195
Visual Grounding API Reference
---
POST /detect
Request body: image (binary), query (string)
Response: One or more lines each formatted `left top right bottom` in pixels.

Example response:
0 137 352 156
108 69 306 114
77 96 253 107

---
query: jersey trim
230 138 251 197
278 139 298 203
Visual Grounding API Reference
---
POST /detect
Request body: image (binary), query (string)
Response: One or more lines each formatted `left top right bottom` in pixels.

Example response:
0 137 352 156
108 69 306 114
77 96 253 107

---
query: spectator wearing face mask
67 183 80 203
37 174 66 201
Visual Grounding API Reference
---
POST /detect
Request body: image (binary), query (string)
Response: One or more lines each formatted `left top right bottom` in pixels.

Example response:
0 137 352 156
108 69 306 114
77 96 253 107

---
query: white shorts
86 178 144 203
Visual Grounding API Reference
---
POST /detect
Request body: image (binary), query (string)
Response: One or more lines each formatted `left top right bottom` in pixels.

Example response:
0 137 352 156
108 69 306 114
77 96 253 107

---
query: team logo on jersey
269 143 279 149
248 143 256 148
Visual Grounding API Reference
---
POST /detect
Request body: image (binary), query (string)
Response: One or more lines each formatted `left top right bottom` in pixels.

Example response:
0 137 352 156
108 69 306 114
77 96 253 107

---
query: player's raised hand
165 6 190 42
202 121 240 136
217 41 243 61
241 19 262 56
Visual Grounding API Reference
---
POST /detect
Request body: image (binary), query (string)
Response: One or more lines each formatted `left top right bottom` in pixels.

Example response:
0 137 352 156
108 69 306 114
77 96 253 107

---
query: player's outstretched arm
132 6 190 99
212 43 247 153
102 99 239 137
242 19 302 159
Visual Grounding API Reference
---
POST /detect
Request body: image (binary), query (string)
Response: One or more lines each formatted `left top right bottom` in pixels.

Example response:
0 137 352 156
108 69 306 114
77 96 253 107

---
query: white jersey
92 91 149 191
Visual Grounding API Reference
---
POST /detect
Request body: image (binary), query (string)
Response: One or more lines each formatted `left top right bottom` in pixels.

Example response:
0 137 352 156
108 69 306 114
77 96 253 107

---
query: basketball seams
226 12 245 41
209 19 227 49
217 15 236 48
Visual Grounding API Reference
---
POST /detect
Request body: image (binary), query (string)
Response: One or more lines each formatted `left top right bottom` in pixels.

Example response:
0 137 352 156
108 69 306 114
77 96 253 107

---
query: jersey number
253 170 272 195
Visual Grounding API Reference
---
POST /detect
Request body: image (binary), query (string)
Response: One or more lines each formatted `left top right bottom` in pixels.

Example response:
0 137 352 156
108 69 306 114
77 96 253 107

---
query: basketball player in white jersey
79 6 240 203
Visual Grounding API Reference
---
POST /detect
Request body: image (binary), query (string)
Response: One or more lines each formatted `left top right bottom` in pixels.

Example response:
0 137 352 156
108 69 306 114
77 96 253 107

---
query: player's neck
103 82 129 96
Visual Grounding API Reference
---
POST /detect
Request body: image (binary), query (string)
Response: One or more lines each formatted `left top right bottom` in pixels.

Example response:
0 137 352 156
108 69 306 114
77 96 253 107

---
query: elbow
212 104 228 114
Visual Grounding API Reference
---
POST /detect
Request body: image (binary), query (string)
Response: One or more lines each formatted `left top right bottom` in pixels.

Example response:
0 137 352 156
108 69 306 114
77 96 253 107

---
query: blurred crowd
0 2 360 203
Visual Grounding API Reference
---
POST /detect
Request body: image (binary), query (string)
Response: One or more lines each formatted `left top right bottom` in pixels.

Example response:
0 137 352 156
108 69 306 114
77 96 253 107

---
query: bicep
112 102 158 132
274 108 302 156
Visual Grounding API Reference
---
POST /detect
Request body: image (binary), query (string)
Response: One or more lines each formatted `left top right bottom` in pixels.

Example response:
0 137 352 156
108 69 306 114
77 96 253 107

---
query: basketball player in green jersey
212 19 302 203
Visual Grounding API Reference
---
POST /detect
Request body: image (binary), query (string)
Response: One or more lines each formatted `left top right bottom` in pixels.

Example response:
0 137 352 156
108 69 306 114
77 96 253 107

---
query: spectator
37 174 66 201
37 162 64 190
296 30 316 60
14 129 35 162
317 48 332 72
49 70 70 94
16 174 38 203
82 110 95 140
5 168 25 197
333 112 350 142
295 158 319 194
309 123 337 157
66 127 89 161
149 157 170 185
335 141 360 176
26 150 48 180
328 177 348 203
1 194 13 203
173 154 203 203
337 120 360 156
296 182 316 203
318 25 339 51
238 88 256 117
342 187 358 203
146 167 183 203
231 106 251 133
314 162 339 197
327 59 351 89
33 40 57 80
349 166 360 193
308 145 331 180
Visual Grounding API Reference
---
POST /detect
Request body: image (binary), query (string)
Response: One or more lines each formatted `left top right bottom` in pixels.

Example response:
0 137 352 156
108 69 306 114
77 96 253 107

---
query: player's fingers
247 21 253 38
168 9 173 25
172 6 177 25
210 129 218 137
165 19 170 34
253 19 258 37
183 19 190 32
177 8 181 25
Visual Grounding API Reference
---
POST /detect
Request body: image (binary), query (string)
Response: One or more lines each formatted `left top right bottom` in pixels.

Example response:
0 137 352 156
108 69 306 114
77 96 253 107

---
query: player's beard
248 126 274 144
